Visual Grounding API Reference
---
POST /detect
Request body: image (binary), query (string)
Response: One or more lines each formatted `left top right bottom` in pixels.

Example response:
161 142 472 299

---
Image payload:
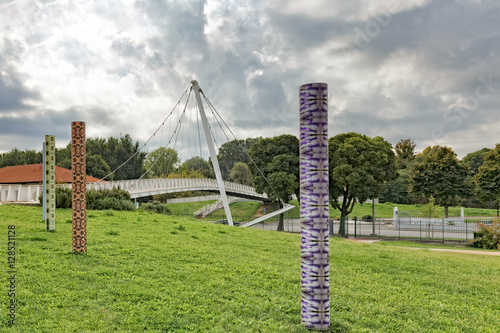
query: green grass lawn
169 199 499 221
1 205 499 332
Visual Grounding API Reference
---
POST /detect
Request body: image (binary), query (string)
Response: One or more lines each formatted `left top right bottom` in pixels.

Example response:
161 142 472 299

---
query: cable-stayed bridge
88 178 271 202
0 178 269 203
25 80 296 227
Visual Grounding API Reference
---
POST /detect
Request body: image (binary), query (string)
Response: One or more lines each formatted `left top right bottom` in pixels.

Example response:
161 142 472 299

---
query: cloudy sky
1 0 499 160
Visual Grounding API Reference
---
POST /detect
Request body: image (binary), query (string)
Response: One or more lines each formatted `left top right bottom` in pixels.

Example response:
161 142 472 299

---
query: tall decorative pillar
299 83 329 330
44 135 56 231
71 122 87 253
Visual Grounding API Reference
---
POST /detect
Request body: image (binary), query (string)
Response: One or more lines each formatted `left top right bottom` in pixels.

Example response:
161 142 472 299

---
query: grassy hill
1 205 499 332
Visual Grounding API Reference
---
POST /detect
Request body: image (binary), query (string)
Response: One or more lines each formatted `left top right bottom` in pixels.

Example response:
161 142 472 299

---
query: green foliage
475 144 500 205
144 146 179 178
419 196 442 221
394 138 416 169
55 135 146 180
0 148 42 167
229 161 253 185
38 187 73 209
248 135 299 231
410 145 471 217
267 172 297 204
1 205 500 332
181 156 213 178
88 197 135 211
379 168 419 204
361 214 373 222
217 138 259 180
469 219 500 250
55 143 72 169
86 154 111 179
56 187 72 208
329 133 398 221
91 135 146 180
248 134 299 202
86 188 134 211
140 201 171 214
462 147 491 177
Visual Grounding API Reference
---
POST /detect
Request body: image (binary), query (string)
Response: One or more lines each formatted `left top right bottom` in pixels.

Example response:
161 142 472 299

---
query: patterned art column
71 121 87 253
299 83 329 330
44 135 56 231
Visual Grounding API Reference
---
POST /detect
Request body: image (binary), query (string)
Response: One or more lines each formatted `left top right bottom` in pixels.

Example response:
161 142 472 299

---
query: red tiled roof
0 164 103 184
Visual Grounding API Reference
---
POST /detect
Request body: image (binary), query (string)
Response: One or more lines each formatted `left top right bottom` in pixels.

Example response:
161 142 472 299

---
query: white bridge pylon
191 80 235 226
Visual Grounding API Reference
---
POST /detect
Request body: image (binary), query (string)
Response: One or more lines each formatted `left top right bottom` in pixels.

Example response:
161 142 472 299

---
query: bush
362 214 373 222
56 188 73 209
86 188 134 211
38 187 72 209
88 197 135 211
140 201 171 215
468 219 500 250
86 188 131 204
40 186 134 211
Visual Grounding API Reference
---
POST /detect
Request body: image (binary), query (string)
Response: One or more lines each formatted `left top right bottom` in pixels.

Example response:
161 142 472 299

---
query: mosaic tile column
45 135 56 231
299 83 329 330
71 121 87 253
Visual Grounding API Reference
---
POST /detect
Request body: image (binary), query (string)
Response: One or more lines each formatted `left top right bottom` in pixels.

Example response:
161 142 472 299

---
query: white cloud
0 0 499 161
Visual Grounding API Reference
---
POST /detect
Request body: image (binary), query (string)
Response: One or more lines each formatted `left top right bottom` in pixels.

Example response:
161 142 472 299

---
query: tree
217 138 259 180
379 168 418 204
462 147 491 177
329 133 398 234
229 162 252 186
56 143 72 170
475 144 500 216
419 196 442 222
0 148 42 167
409 145 471 218
379 139 418 204
181 156 213 178
86 154 111 179
248 134 299 231
394 138 416 169
98 135 146 180
143 147 179 178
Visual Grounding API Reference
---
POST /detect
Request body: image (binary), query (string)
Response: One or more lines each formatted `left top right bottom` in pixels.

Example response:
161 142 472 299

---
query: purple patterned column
71 121 87 253
299 83 329 330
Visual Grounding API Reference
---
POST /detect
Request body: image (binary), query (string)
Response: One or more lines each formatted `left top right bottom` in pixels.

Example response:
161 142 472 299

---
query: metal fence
248 217 488 245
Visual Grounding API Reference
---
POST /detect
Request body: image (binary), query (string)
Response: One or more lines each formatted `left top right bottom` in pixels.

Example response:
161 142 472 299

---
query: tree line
2 133 500 223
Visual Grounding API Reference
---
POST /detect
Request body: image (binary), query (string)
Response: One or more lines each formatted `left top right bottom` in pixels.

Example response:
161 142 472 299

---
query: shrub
362 214 373 222
86 188 134 211
39 187 133 211
88 197 135 211
468 219 500 250
38 187 72 209
56 187 72 208
140 201 171 215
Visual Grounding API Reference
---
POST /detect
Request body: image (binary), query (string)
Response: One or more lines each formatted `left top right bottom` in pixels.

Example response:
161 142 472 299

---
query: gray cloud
0 0 499 159
0 67 39 112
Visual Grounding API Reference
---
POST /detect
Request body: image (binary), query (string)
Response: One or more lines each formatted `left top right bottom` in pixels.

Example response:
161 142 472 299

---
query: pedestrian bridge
0 178 270 203
88 178 271 202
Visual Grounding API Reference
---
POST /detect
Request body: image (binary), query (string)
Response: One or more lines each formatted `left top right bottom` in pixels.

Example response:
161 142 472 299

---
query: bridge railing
1 178 266 203
87 178 261 195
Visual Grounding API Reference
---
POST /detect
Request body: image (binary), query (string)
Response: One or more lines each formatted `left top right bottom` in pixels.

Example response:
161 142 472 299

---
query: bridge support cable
97 84 191 183
191 80 234 227
136 89 193 182
201 91 286 215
